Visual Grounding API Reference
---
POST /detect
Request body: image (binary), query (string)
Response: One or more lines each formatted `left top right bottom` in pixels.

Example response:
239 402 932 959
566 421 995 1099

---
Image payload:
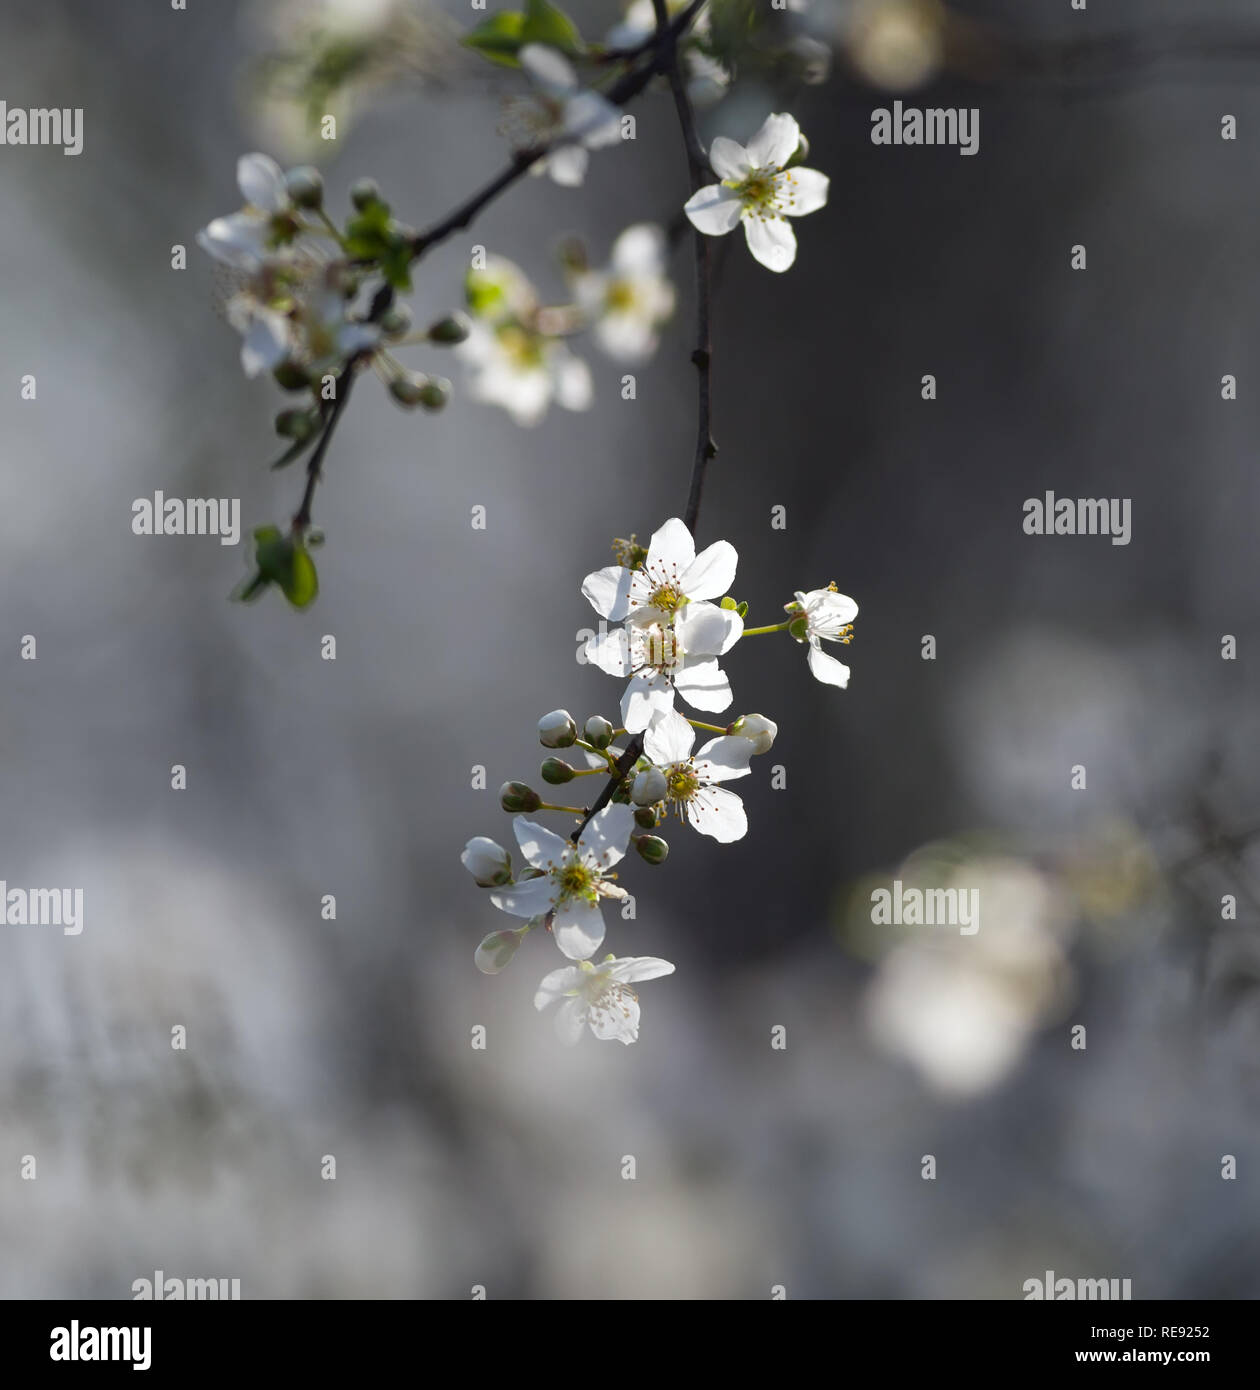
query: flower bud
350 177 381 211
427 312 472 345
388 371 430 408
500 781 541 813
631 767 667 806
728 713 778 755
285 165 324 209
635 834 669 865
584 715 614 749
540 757 576 785
634 806 658 830
461 836 512 887
379 303 413 340
474 926 527 975
272 361 311 392
538 709 578 748
418 377 451 411
275 407 320 441
788 614 810 642
785 135 811 169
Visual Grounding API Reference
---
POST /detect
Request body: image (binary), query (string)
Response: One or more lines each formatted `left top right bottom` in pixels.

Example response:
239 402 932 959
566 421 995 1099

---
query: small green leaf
735 600 749 618
463 11 528 66
522 0 583 54
282 545 320 609
720 595 737 610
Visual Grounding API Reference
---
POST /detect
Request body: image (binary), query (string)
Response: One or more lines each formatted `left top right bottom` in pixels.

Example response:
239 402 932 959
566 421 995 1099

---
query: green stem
742 621 791 637
537 802 586 815
314 208 350 251
686 718 727 734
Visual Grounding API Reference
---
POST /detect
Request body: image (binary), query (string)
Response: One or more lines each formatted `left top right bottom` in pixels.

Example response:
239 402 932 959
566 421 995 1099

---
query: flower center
666 763 699 803
496 323 544 369
647 582 686 613
734 170 782 216
588 978 637 1024
556 858 597 902
606 280 637 313
638 622 680 674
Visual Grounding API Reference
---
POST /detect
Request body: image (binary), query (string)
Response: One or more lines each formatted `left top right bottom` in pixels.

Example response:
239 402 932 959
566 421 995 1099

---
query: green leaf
720 595 737 610
522 0 583 54
463 11 528 66
282 545 320 609
233 526 319 609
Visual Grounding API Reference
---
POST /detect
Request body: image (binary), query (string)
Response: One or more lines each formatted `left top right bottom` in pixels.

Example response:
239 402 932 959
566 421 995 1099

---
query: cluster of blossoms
463 516 858 1044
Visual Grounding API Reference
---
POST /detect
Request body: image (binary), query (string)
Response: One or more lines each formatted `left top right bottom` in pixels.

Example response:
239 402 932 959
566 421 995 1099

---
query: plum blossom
490 805 634 959
572 223 676 363
461 836 512 887
684 113 829 272
197 153 299 270
505 45 624 187
535 954 675 1044
605 0 729 106
789 583 858 687
582 517 743 732
641 709 753 842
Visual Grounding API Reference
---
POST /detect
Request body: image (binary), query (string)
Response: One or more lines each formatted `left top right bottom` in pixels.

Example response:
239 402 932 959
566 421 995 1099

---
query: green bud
635 835 669 865
272 361 311 392
788 614 810 642
275 407 319 441
379 304 413 340
285 165 324 209
350 177 381 211
418 377 451 412
584 715 614 749
538 709 578 748
499 781 541 813
427 312 472 345
540 757 576 785
388 371 430 408
634 806 658 830
474 926 527 975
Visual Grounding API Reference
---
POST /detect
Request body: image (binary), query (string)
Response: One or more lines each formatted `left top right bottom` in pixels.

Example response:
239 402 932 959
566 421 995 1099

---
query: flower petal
611 222 666 274
646 516 696 574
777 166 829 217
588 990 640 1043
489 875 555 918
609 955 676 984
684 183 743 236
694 735 754 782
743 214 797 272
746 112 800 170
708 135 752 182
553 898 606 960
553 347 593 410
565 91 624 148
686 785 747 842
586 626 631 676
553 995 590 1044
678 601 742 657
535 964 582 1009
644 708 696 766
513 817 569 871
680 539 737 602
579 802 634 867
807 639 851 687
582 565 633 621
546 143 589 187
519 43 578 93
239 309 291 377
673 657 732 712
622 671 671 733
237 153 288 212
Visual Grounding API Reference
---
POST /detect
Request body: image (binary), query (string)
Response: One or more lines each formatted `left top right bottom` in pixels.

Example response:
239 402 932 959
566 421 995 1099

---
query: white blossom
197 153 297 270
684 113 829 272
506 45 624 187
490 806 634 959
534 954 675 1044
461 836 512 887
641 708 752 842
573 224 676 363
789 584 858 687
728 713 778 754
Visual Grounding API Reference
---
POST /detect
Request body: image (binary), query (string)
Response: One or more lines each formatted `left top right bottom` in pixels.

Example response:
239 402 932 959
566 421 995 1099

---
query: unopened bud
475 926 527 974
634 806 658 830
418 377 451 411
728 713 778 754
388 371 430 408
272 361 311 392
635 834 669 865
427 312 471 345
584 715 614 749
500 781 541 813
285 165 324 209
461 835 512 887
350 177 381 211
631 767 667 806
275 407 319 441
541 757 576 785
379 303 413 340
538 709 578 748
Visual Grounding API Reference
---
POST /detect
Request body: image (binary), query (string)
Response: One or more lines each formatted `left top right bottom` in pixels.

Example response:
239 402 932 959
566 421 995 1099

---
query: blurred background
2 0 1259 1298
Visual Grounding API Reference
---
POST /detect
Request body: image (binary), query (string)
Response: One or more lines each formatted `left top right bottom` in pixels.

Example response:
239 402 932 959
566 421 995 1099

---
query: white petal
553 898 606 960
684 183 743 236
588 990 640 1043
553 995 590 1044
586 626 631 676
777 166 829 217
708 135 752 182
807 640 851 687
578 803 634 867
687 785 747 842
519 43 578 93
680 539 737 602
239 309 290 377
622 672 671 733
646 516 695 574
807 588 859 630
237 153 288 212
546 143 589 187
746 112 800 170
534 965 582 1009
673 657 732 712
513 817 569 871
693 735 754 781
565 91 624 149
553 348 593 410
611 222 666 274
743 214 797 272
678 601 742 656
489 875 555 918
609 955 676 984
582 565 633 621
197 211 269 267
644 708 695 765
